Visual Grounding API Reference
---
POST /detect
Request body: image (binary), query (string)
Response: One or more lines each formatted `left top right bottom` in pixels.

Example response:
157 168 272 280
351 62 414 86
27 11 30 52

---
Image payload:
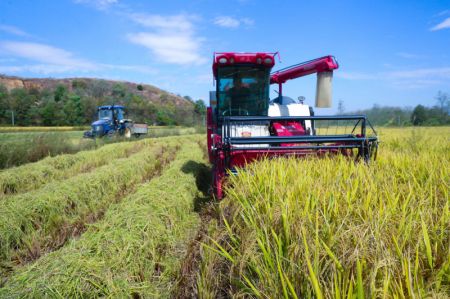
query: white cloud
339 67 450 80
436 10 449 17
193 73 213 84
0 64 90 75
127 14 205 65
74 2 206 66
213 16 255 28
430 17 450 31
0 41 155 75
391 79 442 89
337 67 450 89
241 18 255 26
336 72 376 80
396 52 422 59
127 32 204 65
129 13 194 32
214 16 240 28
0 25 30 37
74 0 118 10
387 67 450 79
0 58 16 63
0 64 155 75
0 41 96 70
101 64 156 74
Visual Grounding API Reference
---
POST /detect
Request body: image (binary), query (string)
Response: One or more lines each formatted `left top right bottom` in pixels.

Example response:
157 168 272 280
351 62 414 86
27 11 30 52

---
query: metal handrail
229 145 363 151
228 136 376 145
224 115 367 122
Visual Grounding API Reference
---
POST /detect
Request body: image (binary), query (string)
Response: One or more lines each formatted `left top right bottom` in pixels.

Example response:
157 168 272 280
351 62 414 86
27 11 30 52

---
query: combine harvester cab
84 105 148 139
207 53 378 199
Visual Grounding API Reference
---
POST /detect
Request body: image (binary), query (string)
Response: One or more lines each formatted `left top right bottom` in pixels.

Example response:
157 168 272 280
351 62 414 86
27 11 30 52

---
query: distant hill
0 75 190 107
0 75 201 126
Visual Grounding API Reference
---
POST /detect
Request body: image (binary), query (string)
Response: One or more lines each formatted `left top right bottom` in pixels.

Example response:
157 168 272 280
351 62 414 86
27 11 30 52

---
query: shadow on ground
175 160 217 298
181 160 213 212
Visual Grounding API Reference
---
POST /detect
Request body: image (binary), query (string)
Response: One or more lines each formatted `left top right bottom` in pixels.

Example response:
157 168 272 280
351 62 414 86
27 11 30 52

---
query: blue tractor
83 105 148 138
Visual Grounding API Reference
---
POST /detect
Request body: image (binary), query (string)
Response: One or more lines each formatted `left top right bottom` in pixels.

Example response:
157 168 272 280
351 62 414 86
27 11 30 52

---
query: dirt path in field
172 156 218 299
174 204 216 299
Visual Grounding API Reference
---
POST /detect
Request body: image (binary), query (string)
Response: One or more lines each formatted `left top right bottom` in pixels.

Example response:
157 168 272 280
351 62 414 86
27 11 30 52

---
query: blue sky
0 0 449 113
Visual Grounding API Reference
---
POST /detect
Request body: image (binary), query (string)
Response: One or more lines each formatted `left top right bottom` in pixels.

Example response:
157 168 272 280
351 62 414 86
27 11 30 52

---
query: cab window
217 66 269 117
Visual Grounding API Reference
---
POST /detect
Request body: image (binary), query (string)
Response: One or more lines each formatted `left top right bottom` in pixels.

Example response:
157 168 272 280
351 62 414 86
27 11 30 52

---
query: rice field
198 127 450 298
0 127 448 298
0 136 208 297
0 134 210 294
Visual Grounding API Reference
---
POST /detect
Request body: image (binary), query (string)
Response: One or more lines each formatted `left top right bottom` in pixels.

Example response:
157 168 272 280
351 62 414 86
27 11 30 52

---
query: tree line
0 80 206 127
346 91 449 126
0 80 447 127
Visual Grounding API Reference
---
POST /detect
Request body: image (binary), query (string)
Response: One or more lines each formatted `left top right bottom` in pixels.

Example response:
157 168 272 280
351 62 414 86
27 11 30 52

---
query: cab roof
98 105 125 110
212 52 276 78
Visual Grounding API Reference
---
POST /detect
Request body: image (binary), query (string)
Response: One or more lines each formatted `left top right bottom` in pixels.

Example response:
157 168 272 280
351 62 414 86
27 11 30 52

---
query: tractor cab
88 105 126 137
98 105 125 124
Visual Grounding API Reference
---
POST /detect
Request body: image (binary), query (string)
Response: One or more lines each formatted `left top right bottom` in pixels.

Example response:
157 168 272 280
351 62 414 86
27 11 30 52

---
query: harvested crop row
199 128 449 298
0 139 147 197
0 137 183 278
0 138 207 298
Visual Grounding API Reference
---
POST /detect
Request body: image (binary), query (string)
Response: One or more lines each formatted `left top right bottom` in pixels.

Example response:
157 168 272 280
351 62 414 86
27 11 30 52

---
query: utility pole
337 99 345 115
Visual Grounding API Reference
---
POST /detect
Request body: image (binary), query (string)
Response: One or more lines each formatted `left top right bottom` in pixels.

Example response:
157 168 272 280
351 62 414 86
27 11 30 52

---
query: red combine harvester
207 53 378 199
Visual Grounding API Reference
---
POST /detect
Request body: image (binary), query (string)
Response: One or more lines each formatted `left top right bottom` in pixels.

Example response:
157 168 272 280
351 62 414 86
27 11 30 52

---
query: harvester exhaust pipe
315 71 333 108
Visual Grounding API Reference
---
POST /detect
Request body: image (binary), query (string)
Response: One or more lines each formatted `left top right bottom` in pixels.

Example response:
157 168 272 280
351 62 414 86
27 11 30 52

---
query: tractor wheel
124 128 132 139
106 130 116 138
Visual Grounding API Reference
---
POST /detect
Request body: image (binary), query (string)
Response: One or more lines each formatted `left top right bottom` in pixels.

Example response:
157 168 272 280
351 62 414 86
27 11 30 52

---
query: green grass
0 131 96 169
198 127 450 298
147 126 205 138
0 137 207 298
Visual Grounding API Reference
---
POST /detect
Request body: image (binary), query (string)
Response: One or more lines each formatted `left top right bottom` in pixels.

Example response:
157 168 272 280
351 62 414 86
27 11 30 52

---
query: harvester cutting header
207 52 378 199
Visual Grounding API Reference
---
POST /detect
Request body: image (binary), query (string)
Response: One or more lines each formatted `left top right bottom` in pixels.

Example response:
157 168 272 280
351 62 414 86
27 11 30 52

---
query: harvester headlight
256 58 262 64
264 57 273 64
219 57 228 64
229 57 234 63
